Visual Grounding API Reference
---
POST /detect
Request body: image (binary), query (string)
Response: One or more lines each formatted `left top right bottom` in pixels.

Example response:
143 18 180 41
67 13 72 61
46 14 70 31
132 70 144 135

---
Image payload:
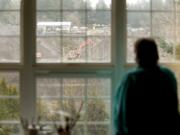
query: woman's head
134 38 159 68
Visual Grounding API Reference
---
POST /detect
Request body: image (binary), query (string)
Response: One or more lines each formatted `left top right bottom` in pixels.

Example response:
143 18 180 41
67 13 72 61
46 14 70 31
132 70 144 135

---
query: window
37 75 111 135
0 0 113 134
36 0 111 63
35 0 112 135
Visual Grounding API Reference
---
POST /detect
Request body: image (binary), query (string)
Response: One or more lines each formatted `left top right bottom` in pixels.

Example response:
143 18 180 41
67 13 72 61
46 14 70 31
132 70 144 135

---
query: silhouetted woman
114 38 180 135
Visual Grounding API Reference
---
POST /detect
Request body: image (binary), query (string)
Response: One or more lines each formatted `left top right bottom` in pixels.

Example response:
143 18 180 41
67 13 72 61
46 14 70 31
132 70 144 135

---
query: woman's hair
134 38 159 68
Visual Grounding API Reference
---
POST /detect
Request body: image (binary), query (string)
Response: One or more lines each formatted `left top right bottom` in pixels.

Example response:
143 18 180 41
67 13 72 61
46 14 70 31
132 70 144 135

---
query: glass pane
87 124 110 135
152 13 174 37
63 79 85 97
37 77 62 97
127 12 150 37
63 11 86 35
87 36 111 62
176 13 180 61
72 124 85 135
0 12 19 36
0 124 20 135
62 37 86 63
37 99 61 121
127 38 137 63
87 78 110 98
0 0 20 10
37 0 61 10
37 99 85 121
155 37 174 62
127 0 150 10
176 13 180 41
152 0 174 10
63 0 86 9
176 0 180 11
0 72 19 121
86 100 110 121
87 11 111 36
36 37 61 63
37 12 61 36
0 37 20 63
0 99 20 120
0 72 19 96
86 0 111 10
37 76 111 134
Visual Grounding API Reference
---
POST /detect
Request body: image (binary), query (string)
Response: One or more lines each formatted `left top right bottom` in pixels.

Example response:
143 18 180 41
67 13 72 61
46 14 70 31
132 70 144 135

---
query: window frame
0 0 127 134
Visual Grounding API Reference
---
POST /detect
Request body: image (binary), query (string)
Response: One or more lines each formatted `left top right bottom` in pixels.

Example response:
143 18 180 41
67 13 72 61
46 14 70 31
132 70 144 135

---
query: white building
37 21 72 33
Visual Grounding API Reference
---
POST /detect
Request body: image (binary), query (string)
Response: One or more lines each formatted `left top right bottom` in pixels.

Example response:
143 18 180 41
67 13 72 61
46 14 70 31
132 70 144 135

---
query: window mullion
20 0 36 121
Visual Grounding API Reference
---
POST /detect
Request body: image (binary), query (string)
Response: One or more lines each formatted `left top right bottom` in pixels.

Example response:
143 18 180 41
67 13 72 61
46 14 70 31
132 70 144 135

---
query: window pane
0 99 20 120
87 124 110 135
0 72 20 134
0 12 19 36
37 37 61 63
62 37 86 62
176 13 180 41
0 72 19 96
86 0 111 10
37 75 111 134
37 0 61 10
37 99 85 121
87 36 111 62
152 12 174 37
37 12 61 22
87 100 110 121
127 12 150 37
0 0 20 63
63 0 86 9
127 38 137 63
127 0 150 10
72 124 85 135
0 124 20 135
37 77 61 97
0 37 20 63
152 0 174 10
0 0 20 10
63 79 85 97
87 11 111 36
87 78 111 97
176 0 180 11
63 11 86 36
155 37 174 62
36 1 112 63
37 12 61 36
